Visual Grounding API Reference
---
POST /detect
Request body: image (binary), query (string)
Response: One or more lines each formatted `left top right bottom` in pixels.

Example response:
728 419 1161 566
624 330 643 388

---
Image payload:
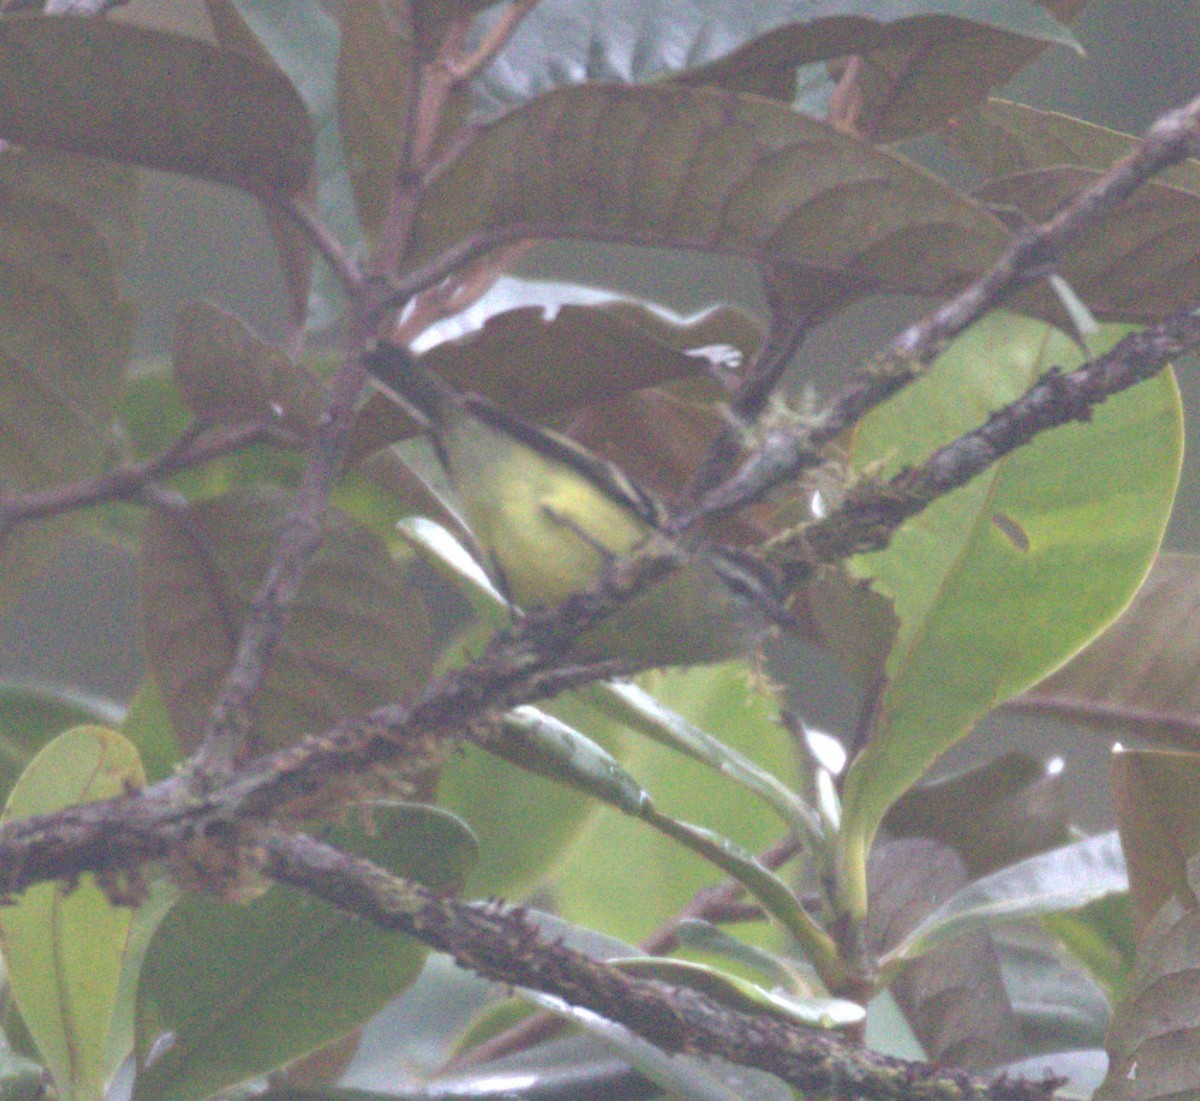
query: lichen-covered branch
689 90 1200 527
262 828 1062 1101
768 302 1200 582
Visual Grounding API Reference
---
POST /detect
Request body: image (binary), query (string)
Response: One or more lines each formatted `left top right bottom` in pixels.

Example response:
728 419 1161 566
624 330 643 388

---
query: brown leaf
0 149 132 609
0 16 314 195
946 101 1200 322
205 0 315 324
140 489 433 755
1111 748 1200 937
1095 871 1200 1101
406 83 1010 320
348 299 763 459
679 3 1087 141
948 99 1200 192
0 145 139 268
884 752 1070 878
807 565 899 687
172 301 323 436
868 837 1025 1069
980 167 1200 323
336 1 475 240
846 1 1088 141
336 0 412 240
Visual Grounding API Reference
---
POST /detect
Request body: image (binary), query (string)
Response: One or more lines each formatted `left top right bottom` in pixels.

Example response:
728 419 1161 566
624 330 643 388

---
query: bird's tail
363 340 455 429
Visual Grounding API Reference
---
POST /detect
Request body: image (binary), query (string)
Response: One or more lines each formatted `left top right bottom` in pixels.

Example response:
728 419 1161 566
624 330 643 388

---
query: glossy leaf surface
0 727 145 1101
1095 864 1200 1101
473 0 1078 138
0 148 133 610
839 316 1181 893
1014 553 1200 748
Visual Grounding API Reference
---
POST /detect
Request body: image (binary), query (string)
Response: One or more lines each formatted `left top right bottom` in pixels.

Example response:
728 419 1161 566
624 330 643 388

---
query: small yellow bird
364 340 789 667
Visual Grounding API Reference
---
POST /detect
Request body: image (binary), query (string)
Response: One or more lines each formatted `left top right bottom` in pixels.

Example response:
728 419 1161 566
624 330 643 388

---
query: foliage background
4 0 1195 832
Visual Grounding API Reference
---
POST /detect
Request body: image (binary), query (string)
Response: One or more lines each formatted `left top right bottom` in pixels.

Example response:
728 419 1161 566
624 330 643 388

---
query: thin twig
0 420 274 538
279 194 365 295
189 347 376 778
374 4 533 279
686 272 812 501
448 0 539 81
4 298 1199 887
686 91 1200 528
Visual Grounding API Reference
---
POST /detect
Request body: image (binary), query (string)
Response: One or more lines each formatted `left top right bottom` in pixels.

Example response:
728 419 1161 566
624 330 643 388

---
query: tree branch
262 827 1062 1101
767 302 1200 582
686 90 1200 528
0 420 275 538
188 345 376 778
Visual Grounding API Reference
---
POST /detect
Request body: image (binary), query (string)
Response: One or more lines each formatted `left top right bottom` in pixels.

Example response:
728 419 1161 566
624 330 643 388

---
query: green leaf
0 17 314 196
452 907 794 1101
991 921 1112 1054
0 680 124 806
462 692 837 969
1013 553 1200 748
676 918 813 989
643 812 834 968
838 315 1182 907
1111 748 1200 936
407 83 1010 320
551 663 800 945
403 528 626 901
119 679 182 786
581 679 819 839
133 803 478 1101
0 1050 46 1101
0 726 146 1101
91 359 309 552
519 986 795 1101
1042 894 1137 1003
492 707 648 816
140 488 434 754
437 692 631 901
881 833 1129 972
412 522 818 917
613 957 863 1030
